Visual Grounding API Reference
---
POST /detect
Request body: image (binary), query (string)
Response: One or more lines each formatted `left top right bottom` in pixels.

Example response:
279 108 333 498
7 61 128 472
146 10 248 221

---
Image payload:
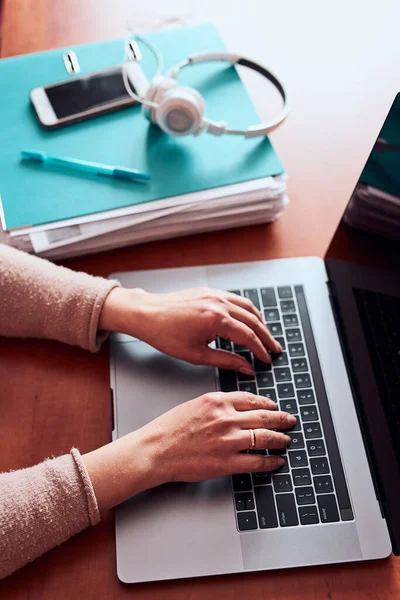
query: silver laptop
110 95 400 583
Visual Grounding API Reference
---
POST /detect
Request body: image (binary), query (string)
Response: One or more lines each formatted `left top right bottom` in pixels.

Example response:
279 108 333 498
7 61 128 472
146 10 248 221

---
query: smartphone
30 62 149 129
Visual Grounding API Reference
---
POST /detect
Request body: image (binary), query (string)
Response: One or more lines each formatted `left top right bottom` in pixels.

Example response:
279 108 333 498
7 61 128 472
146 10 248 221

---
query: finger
235 428 291 451
228 304 282 353
200 347 255 375
223 291 264 324
228 392 278 412
230 453 285 474
218 317 272 364
236 410 296 430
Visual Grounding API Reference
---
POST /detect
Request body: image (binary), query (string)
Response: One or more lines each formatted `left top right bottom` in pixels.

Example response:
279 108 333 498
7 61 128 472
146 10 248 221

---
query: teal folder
0 24 284 231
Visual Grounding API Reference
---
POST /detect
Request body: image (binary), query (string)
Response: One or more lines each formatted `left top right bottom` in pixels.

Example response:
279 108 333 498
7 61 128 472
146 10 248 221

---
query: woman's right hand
82 392 296 512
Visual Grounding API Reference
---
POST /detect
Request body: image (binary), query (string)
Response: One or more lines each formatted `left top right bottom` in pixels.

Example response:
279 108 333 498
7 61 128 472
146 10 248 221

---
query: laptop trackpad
113 339 218 436
112 340 243 583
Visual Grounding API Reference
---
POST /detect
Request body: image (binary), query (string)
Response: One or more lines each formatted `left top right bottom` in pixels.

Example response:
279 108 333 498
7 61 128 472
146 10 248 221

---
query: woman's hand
99 287 282 375
82 392 295 512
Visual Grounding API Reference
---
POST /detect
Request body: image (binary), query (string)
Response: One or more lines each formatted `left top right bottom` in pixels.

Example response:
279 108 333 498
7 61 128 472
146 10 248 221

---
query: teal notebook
0 24 284 231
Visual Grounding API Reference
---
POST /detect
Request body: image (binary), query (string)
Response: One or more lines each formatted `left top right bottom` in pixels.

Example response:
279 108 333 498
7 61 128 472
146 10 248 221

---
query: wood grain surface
1 0 400 597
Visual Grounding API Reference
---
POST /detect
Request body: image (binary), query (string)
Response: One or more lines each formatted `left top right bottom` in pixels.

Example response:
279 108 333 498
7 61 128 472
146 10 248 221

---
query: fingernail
288 414 297 424
240 366 254 376
278 458 285 466
275 342 283 353
285 435 292 444
273 402 279 409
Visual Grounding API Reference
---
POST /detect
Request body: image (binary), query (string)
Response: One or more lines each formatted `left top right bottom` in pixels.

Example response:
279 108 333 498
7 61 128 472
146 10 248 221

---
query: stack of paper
1 175 288 259
0 24 289 260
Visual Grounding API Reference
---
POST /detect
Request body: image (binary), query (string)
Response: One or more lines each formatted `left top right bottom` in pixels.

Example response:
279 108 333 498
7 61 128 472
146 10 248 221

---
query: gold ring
248 429 256 451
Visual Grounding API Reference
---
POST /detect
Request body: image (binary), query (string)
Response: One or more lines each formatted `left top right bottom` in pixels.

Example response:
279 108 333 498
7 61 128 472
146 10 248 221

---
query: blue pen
20 150 150 183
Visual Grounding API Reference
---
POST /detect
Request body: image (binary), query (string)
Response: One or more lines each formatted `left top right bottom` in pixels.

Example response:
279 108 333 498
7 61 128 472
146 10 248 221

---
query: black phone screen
45 68 135 119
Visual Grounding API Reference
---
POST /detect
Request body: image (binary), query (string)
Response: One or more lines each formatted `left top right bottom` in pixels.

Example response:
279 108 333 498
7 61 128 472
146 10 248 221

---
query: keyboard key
232 473 252 492
314 475 334 493
281 300 295 313
229 290 242 296
289 343 305 357
297 389 315 405
265 308 280 322
234 343 248 352
237 511 258 531
243 289 261 310
269 448 286 455
276 493 299 526
291 358 308 373
299 506 319 525
300 406 318 422
261 288 277 307
269 322 283 336
317 494 340 523
273 474 292 492
292 468 312 487
286 329 302 342
239 382 257 394
238 351 252 363
217 337 232 352
288 417 301 432
307 439 326 456
289 450 308 468
278 286 293 299
277 383 295 398
274 456 289 473
295 486 315 505
310 457 330 475
259 388 277 402
255 485 278 528
283 314 299 327
218 369 237 392
275 336 286 350
304 422 322 439
280 399 298 414
252 472 271 486
237 370 255 382
256 372 274 387
235 492 255 511
294 374 312 388
274 367 292 382
272 352 289 367
254 357 272 372
288 432 305 449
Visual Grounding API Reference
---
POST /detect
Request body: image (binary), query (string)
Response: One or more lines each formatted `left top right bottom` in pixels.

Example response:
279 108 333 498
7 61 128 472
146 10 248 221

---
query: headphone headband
165 51 289 137
122 41 290 138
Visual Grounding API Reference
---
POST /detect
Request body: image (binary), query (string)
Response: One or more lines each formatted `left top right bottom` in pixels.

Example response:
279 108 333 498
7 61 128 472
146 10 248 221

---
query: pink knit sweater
0 244 120 580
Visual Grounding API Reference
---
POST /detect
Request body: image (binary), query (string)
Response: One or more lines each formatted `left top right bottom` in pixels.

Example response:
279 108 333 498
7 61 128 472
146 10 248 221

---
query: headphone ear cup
154 86 205 136
141 76 177 123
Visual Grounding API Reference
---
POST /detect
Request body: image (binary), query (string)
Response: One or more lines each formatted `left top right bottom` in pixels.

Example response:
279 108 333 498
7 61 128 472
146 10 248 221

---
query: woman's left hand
100 286 282 375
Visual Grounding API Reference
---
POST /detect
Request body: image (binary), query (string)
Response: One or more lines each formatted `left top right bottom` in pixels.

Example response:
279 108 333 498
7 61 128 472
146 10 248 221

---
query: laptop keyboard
217 285 354 531
354 288 400 463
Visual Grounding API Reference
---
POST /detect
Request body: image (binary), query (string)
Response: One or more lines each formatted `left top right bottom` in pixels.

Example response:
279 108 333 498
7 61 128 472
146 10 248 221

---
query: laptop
109 94 400 583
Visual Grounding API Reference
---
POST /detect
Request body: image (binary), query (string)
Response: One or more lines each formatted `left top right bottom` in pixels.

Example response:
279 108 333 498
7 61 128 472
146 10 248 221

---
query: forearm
0 244 120 351
0 451 99 580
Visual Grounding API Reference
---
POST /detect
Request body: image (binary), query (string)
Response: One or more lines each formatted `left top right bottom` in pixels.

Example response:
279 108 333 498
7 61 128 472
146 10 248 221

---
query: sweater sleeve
0 450 100 580
0 244 120 351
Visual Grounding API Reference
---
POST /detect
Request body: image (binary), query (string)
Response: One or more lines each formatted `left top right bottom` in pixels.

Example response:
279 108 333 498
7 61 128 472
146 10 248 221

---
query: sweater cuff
70 448 101 526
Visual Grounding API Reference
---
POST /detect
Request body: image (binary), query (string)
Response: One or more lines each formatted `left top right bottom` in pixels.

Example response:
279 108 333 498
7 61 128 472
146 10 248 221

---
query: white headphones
123 39 289 138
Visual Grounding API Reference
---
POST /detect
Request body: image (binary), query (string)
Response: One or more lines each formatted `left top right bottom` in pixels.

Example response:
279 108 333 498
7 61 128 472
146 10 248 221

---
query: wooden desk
1 1 400 597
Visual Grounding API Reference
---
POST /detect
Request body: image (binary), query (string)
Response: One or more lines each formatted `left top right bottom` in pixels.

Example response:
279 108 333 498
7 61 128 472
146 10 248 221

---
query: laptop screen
325 93 400 551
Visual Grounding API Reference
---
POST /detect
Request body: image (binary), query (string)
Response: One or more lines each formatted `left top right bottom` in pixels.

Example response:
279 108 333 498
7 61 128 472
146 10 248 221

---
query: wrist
82 428 165 513
98 287 148 335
